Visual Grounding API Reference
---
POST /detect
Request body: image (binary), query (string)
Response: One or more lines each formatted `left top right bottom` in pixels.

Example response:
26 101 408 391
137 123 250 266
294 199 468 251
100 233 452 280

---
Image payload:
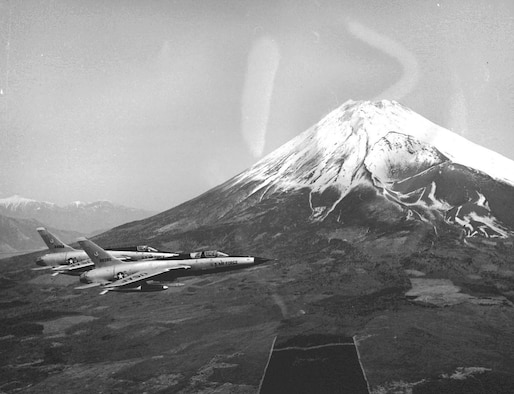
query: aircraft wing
75 282 104 290
57 260 94 272
104 265 191 289
32 266 53 271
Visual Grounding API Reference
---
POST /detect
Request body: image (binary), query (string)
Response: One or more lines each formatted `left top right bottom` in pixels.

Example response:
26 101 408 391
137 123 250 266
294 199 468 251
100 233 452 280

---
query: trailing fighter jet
35 227 179 275
76 237 271 294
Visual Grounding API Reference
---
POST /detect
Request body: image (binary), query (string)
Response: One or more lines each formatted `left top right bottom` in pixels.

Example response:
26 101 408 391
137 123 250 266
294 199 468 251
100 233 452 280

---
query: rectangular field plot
259 335 369 394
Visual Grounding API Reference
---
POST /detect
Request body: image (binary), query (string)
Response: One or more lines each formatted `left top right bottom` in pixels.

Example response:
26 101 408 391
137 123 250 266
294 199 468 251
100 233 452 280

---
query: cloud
347 20 419 101
241 36 280 158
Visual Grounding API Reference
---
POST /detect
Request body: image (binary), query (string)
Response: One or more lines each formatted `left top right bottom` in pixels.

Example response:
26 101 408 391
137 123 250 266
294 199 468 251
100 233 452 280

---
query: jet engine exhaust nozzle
35 258 47 266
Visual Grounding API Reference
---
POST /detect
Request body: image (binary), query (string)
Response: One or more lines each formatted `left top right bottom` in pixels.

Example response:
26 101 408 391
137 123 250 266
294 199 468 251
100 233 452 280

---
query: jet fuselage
36 249 178 267
36 250 90 267
80 256 265 285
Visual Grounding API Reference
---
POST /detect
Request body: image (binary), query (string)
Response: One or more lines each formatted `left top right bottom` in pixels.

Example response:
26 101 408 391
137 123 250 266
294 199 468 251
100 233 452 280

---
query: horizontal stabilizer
55 260 94 272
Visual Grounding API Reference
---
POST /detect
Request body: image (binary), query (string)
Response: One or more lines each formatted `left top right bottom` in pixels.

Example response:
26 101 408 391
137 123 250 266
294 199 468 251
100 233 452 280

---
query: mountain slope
0 196 156 234
0 214 81 258
94 100 514 252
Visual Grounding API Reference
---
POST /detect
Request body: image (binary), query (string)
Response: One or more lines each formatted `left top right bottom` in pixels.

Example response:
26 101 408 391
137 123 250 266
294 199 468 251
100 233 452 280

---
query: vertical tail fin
37 227 76 253
77 237 120 267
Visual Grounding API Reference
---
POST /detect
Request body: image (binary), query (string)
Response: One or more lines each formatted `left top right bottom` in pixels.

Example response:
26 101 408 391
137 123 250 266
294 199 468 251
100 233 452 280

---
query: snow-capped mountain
94 100 514 252
0 195 56 212
0 196 156 235
224 100 514 237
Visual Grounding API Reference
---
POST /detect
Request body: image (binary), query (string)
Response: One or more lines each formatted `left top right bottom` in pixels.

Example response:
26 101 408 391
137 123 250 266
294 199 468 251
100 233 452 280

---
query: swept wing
52 260 95 275
75 282 104 290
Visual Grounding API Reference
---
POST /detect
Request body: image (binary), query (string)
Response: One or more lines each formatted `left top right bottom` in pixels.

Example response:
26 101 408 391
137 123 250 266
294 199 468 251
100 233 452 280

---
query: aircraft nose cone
254 257 273 265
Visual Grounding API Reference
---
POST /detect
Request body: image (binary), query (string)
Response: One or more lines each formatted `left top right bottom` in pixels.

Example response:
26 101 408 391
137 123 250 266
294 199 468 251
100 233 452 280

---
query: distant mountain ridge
93 100 514 255
0 214 81 258
0 195 156 235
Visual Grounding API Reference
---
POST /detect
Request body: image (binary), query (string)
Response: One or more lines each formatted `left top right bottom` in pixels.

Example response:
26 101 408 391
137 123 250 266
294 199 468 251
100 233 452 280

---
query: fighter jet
76 237 271 294
35 227 179 275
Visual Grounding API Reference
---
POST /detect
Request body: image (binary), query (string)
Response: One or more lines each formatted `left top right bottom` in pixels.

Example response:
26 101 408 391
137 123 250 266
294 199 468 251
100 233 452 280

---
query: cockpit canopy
106 245 162 253
136 245 159 253
190 250 229 258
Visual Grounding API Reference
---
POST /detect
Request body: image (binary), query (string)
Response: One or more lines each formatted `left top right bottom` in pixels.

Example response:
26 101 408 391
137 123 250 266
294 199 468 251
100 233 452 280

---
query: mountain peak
0 194 36 203
0 195 51 210
216 99 514 234
340 100 514 186
227 100 425 218
231 100 514 216
69 201 87 207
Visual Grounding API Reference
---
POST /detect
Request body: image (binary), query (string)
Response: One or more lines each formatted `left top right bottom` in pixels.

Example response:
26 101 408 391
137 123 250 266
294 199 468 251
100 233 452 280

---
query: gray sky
1 0 514 211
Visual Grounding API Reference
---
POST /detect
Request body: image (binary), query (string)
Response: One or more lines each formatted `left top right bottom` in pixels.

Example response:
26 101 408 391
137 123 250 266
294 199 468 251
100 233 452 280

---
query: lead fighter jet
76 237 272 294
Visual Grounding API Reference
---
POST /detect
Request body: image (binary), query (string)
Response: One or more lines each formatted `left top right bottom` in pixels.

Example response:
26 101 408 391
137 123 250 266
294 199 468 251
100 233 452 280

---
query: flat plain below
1 243 514 393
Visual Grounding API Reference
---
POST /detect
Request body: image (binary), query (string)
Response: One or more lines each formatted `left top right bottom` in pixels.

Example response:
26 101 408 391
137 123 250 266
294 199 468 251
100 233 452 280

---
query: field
2 236 514 393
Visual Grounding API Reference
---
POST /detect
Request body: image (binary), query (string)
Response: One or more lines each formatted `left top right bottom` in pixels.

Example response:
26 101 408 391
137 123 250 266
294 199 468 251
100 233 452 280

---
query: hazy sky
1 0 514 211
